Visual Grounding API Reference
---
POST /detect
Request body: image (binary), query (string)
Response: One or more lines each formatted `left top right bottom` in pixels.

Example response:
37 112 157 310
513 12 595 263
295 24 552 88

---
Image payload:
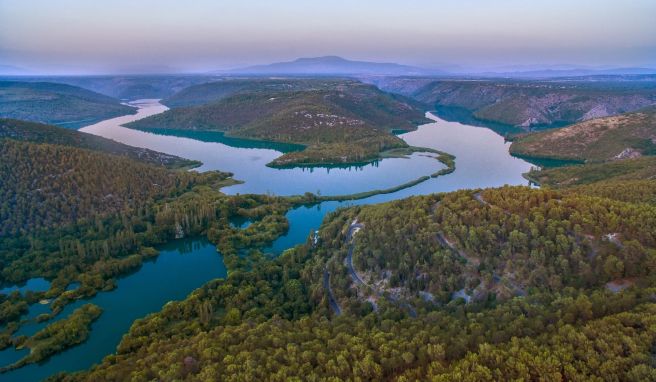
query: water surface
0 278 50 296
81 100 447 196
1 238 226 382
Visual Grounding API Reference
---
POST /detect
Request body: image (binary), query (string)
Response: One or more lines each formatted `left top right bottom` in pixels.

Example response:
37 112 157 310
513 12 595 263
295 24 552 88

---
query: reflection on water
81 99 447 196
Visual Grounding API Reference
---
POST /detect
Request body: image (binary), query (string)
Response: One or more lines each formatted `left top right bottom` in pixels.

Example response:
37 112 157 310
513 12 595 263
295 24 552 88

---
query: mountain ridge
221 56 439 76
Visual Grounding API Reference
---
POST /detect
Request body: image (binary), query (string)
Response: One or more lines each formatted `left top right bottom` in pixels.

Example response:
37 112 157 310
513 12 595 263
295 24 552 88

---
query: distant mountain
476 67 656 79
0 81 136 128
0 64 29 75
222 56 437 76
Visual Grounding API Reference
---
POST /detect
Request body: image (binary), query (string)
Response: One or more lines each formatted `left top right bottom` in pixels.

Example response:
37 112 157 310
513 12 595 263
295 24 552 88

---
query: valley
3 1 656 380
1 73 655 381
127 79 431 167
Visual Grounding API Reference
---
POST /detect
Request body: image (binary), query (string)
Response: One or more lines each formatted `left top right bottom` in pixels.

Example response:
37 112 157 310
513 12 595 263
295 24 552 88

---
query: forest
44 178 656 381
0 122 303 370
525 156 656 189
0 304 102 373
2 77 656 380
0 118 201 169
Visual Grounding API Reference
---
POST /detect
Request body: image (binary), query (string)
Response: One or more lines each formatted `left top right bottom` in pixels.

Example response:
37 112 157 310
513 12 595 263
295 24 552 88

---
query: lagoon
1 238 226 381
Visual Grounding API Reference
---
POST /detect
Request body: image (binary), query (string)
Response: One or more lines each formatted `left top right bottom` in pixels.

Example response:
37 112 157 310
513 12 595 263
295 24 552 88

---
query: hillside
161 78 357 108
60 183 656 381
0 75 220 101
310 186 656 314
128 81 430 167
0 81 136 128
411 78 656 130
525 156 656 186
0 119 200 169
510 107 656 162
0 138 205 237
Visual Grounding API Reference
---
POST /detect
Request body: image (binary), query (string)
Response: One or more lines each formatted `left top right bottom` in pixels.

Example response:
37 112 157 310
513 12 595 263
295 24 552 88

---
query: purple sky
1 0 655 74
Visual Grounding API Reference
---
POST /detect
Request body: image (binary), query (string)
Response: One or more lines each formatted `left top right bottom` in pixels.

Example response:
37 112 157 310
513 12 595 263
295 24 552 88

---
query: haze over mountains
230 57 656 78
220 56 439 76
3 56 655 78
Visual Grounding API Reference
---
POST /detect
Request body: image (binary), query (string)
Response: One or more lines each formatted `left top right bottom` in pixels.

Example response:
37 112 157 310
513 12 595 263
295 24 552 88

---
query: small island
0 304 102 373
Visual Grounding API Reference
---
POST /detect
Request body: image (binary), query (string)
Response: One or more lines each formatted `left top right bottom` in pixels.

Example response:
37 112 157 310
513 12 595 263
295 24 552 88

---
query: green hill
510 106 656 162
161 78 350 108
0 81 136 128
128 80 430 166
309 186 656 313
524 156 656 186
0 118 200 169
412 79 656 130
0 138 203 237
0 119 209 236
62 183 656 381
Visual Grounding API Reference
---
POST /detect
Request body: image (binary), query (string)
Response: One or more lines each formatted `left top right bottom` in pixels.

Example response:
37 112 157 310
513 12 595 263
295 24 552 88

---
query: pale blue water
2 98 533 380
80 100 448 197
264 112 534 255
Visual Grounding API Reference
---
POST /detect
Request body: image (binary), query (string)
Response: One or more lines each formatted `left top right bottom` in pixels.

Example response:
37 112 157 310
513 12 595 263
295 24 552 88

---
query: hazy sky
1 0 655 74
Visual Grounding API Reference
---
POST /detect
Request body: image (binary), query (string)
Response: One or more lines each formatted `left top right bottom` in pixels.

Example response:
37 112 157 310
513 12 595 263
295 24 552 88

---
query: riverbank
288 148 456 203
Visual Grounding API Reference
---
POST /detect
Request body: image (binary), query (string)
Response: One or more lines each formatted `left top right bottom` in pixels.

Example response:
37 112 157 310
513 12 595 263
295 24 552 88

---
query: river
1 99 532 380
1 238 226 382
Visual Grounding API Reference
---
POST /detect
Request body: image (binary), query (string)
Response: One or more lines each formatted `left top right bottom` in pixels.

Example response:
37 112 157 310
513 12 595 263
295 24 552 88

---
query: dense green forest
127 80 429 166
0 119 200 169
0 117 300 369
0 81 136 127
46 180 656 381
525 156 656 188
308 187 656 312
511 106 656 162
0 138 201 236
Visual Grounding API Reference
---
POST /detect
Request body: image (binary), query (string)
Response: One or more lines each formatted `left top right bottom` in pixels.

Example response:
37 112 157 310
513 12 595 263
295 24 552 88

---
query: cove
0 278 50 296
0 238 226 382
